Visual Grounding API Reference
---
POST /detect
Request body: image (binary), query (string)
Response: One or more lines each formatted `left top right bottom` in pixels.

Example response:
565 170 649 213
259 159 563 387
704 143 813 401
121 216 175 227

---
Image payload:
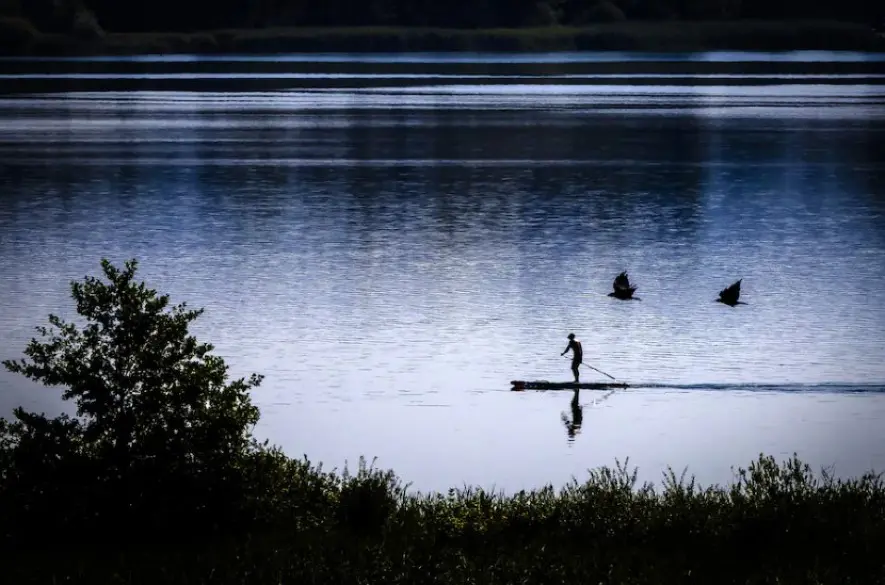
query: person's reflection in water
561 388 583 443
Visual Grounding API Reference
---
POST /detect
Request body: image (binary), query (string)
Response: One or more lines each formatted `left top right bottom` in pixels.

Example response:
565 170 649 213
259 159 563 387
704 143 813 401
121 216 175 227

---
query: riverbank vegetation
2 259 884 584
1 0 884 55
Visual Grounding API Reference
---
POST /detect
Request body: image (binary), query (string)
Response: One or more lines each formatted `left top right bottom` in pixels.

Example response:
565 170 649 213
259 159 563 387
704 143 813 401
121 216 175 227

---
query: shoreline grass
4 453 885 584
3 20 885 57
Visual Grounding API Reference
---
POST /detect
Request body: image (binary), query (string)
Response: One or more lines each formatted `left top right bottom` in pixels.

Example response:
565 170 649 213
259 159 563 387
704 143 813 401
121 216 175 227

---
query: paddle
582 363 619 381
562 355 618 381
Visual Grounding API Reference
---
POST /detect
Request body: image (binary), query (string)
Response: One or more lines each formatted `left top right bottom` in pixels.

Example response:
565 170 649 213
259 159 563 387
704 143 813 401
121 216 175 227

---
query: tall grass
4 452 884 584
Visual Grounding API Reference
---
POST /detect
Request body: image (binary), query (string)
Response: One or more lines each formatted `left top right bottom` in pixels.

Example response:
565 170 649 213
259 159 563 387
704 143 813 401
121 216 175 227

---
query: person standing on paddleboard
561 333 583 383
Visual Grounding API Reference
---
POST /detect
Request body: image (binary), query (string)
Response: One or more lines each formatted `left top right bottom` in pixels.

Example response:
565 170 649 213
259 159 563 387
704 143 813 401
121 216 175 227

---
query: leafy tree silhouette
1 258 264 546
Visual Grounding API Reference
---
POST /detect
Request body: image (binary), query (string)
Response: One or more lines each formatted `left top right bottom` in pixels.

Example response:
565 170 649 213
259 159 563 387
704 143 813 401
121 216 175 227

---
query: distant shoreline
3 20 885 57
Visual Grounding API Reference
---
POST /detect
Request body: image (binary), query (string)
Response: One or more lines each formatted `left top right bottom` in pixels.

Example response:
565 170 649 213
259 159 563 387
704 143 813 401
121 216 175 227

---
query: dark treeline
6 0 884 34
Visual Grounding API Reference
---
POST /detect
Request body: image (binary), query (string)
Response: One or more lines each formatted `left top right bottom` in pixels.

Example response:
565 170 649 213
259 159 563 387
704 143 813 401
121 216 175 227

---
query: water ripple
1 54 884 491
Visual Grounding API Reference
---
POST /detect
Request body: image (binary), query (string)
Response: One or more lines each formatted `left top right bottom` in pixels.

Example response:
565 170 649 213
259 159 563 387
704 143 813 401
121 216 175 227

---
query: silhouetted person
608 270 640 301
561 388 584 442
561 333 583 382
716 279 746 307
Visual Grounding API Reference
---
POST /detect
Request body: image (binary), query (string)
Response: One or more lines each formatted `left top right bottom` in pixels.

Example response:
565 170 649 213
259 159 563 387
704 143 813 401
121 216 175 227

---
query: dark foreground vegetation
1 0 884 55
2 259 884 584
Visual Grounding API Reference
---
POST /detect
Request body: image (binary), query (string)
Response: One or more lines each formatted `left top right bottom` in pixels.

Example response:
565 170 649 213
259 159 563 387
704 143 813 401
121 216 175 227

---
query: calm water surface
1 51 884 492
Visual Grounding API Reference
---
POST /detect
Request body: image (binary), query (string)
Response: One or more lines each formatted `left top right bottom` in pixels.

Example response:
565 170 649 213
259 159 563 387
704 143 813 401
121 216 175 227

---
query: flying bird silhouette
608 271 641 301
716 279 746 307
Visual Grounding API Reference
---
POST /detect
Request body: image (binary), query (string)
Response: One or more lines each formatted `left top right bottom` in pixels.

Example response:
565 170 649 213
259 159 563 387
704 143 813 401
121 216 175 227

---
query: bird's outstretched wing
718 279 742 303
613 271 630 291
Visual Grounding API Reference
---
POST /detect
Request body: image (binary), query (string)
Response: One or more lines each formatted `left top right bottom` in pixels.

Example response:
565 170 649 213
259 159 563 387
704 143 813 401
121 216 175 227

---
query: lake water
1 51 885 493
